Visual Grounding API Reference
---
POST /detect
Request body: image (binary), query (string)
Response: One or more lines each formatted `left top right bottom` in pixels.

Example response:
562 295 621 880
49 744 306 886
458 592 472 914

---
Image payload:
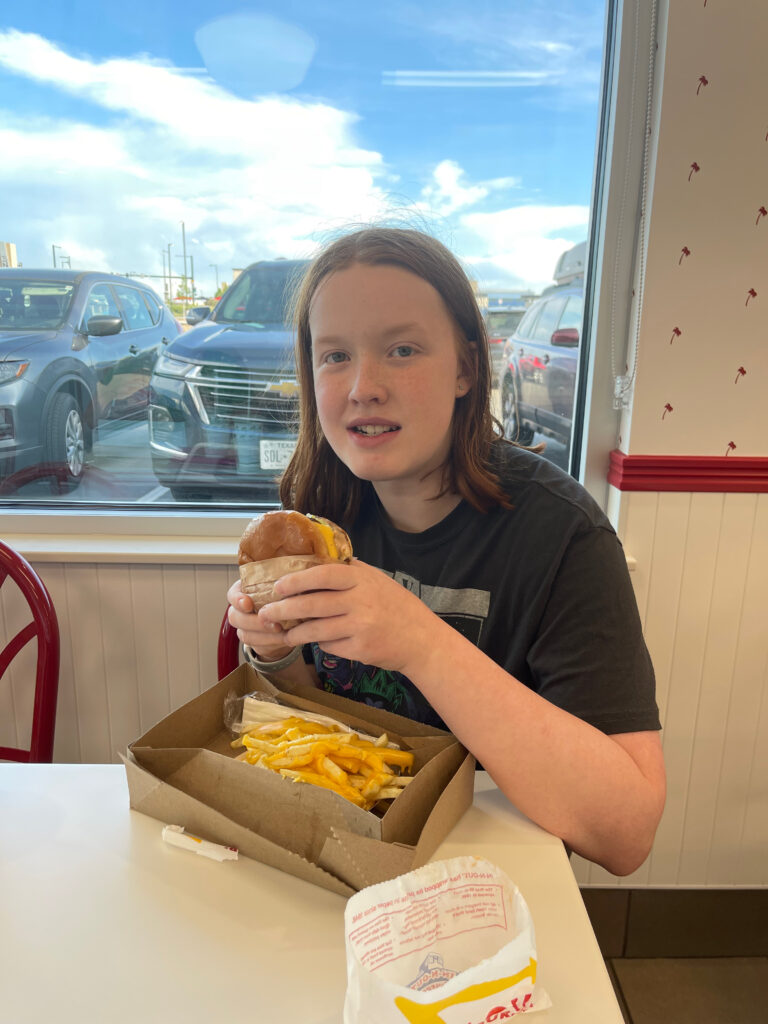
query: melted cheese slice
307 515 337 560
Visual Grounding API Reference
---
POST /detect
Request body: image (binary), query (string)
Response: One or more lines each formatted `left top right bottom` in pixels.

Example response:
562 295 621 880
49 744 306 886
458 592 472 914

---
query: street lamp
209 263 219 292
52 244 64 268
181 221 188 314
166 242 174 306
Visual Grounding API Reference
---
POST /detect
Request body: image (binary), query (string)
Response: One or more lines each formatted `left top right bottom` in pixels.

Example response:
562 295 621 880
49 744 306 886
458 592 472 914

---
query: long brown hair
279 227 511 526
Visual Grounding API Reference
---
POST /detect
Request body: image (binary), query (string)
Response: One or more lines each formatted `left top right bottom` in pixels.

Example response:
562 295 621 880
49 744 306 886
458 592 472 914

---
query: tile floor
607 956 768 1023
580 889 768 1024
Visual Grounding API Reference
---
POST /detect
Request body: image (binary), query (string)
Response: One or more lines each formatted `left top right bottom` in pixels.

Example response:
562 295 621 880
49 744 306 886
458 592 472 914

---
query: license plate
259 439 296 469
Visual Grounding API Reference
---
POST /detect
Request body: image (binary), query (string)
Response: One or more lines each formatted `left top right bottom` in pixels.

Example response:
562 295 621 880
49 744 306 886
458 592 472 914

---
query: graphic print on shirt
389 571 491 646
313 571 491 726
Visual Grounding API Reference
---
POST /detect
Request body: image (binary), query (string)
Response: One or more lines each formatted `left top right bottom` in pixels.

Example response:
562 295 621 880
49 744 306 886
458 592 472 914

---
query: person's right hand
226 579 296 660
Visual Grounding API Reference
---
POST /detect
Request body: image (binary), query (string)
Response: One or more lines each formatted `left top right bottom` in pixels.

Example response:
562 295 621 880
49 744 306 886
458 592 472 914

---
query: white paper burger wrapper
239 555 329 627
343 856 551 1024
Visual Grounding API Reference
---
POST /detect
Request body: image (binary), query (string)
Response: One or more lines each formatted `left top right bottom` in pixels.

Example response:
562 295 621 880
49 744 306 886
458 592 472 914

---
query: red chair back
0 541 60 762
217 607 240 680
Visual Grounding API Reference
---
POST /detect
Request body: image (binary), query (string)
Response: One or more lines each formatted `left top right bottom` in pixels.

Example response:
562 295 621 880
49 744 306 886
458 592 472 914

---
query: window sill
2 509 252 564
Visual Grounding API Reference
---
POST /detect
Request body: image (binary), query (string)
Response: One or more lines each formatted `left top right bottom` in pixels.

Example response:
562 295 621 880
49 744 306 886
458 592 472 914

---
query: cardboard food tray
124 664 476 897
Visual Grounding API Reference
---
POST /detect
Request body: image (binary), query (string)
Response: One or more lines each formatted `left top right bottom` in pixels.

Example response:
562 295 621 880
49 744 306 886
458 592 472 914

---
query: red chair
218 606 240 680
0 541 60 762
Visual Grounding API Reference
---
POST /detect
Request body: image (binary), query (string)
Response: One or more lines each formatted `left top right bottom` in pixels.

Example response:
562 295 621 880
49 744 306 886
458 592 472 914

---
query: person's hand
226 578 295 660
257 559 440 675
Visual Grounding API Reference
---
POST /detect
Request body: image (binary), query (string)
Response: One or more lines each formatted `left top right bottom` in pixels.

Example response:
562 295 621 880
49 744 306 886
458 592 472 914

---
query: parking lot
7 419 171 504
8 387 568 506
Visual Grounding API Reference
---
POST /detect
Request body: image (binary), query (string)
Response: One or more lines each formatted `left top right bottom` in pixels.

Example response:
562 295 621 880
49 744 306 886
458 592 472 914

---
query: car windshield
0 282 75 330
215 262 307 326
487 311 524 335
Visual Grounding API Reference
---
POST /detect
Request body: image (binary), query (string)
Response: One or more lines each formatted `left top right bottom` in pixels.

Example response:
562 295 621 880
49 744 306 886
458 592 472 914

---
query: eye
392 344 415 358
321 350 348 365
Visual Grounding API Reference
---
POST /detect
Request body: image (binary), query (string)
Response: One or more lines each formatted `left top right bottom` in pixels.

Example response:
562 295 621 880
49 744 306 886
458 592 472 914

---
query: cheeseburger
238 510 353 627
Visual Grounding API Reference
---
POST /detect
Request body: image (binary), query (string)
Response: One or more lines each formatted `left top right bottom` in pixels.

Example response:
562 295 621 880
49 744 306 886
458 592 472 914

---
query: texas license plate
259 439 296 469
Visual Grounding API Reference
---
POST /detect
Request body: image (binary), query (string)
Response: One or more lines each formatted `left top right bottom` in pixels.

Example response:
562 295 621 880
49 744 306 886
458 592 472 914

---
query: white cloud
0 29 588 294
459 204 589 290
421 160 488 214
0 30 390 290
388 3 603 105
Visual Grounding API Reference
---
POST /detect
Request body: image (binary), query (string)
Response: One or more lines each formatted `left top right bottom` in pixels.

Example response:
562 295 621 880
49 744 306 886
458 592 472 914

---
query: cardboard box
124 664 475 897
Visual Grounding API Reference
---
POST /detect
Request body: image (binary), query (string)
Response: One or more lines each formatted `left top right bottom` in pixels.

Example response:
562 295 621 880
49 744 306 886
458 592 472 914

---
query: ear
456 341 476 396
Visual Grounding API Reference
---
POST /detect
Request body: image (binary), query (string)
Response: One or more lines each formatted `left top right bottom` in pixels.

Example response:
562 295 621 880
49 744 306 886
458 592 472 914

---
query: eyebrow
379 321 425 339
313 322 427 348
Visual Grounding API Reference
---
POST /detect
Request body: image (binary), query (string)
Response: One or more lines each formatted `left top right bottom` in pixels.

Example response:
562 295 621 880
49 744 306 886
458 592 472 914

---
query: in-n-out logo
466 993 534 1022
408 952 458 992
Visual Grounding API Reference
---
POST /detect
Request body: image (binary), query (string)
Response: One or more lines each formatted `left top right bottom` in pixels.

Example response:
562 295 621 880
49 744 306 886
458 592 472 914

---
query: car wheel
501 377 535 445
44 393 86 492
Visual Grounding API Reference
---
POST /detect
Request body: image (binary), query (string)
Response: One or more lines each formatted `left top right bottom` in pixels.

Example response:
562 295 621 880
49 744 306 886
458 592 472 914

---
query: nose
349 355 386 404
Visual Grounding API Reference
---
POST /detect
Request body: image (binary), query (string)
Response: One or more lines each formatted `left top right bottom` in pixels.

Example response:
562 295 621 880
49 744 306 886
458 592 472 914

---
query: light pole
52 244 64 268
209 263 219 293
180 221 188 315
167 242 174 307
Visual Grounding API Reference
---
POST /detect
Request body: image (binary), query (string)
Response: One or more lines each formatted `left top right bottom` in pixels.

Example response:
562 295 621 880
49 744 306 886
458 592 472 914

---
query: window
114 285 154 331
530 297 568 343
559 295 584 333
0 0 613 511
83 283 121 328
143 290 162 325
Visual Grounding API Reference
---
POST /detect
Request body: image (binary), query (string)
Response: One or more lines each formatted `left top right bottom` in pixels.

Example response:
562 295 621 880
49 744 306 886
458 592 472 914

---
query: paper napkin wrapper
239 555 328 627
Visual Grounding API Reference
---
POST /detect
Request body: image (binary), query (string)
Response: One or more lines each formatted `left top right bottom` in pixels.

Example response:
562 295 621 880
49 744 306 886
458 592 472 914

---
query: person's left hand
259 558 438 675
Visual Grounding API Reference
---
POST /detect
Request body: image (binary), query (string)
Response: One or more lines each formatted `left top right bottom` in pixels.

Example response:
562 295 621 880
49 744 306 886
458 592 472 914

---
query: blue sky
0 0 606 295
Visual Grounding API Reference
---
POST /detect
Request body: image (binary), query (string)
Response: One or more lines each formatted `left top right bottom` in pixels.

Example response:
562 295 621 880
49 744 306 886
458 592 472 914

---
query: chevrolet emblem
264 379 300 397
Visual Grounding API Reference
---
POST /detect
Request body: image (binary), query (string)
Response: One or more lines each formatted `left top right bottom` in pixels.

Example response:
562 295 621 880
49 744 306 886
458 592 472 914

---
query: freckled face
309 263 470 495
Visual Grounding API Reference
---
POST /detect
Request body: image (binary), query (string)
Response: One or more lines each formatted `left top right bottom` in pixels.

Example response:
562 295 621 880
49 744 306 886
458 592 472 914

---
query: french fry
231 710 415 809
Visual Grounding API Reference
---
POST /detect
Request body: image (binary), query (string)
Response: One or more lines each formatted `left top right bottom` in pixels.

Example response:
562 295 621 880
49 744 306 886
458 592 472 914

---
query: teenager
227 227 665 875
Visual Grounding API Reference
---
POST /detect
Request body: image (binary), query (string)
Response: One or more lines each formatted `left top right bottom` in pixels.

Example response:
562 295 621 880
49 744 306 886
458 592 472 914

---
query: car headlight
154 352 197 378
0 360 29 384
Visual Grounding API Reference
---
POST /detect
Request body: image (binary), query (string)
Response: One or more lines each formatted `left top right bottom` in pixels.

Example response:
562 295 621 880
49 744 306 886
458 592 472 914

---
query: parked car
483 295 529 387
0 269 180 493
499 244 585 449
149 259 309 501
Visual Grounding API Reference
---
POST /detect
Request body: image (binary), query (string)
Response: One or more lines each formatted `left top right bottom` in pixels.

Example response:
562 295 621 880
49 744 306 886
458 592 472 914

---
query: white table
0 765 622 1023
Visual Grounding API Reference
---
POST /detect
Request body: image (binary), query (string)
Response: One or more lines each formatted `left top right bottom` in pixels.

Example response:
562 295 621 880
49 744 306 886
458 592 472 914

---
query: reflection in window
0 0 606 505
84 284 121 327
530 297 567 343
115 285 154 331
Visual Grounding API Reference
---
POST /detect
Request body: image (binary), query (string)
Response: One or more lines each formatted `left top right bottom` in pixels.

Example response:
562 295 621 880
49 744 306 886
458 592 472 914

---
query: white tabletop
0 764 621 1023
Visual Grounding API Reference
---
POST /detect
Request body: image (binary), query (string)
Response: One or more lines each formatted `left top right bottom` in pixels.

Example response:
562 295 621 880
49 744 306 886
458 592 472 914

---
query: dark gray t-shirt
310 443 661 735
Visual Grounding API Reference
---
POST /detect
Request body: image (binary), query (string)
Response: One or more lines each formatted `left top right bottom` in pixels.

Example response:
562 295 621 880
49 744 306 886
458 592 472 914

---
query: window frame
570 0 657 512
2 0 654 558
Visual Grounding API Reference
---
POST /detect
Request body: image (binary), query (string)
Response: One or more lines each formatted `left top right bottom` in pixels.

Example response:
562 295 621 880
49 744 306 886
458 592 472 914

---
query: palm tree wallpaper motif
725 442 737 455
734 366 747 383
697 75 709 94
679 246 691 264
688 162 700 181
670 327 682 344
662 403 673 420
756 206 767 225
745 288 757 306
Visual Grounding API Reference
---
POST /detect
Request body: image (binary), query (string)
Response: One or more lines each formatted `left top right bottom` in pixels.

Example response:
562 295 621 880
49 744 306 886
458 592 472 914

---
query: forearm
407 618 665 875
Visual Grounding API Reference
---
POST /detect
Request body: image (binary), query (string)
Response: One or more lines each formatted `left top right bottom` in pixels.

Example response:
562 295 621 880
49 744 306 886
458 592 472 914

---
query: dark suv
149 259 308 501
499 275 584 449
0 269 179 493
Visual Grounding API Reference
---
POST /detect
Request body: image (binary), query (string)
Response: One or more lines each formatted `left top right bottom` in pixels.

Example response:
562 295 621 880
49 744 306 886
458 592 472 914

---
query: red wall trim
608 450 768 493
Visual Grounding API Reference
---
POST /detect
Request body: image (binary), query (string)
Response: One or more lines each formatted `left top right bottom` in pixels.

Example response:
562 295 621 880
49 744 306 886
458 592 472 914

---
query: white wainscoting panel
1 560 236 765
572 490 768 887
3 509 766 886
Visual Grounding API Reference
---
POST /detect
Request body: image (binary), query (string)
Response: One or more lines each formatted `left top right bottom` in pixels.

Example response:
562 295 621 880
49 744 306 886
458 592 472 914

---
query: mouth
348 422 401 437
